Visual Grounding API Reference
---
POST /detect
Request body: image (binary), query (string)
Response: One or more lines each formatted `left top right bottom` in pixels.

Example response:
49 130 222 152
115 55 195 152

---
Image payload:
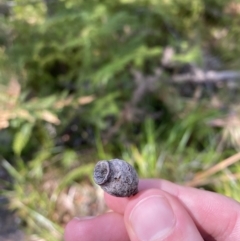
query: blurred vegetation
1 0 240 240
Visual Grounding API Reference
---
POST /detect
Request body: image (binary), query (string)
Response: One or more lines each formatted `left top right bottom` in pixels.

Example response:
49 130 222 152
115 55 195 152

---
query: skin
64 179 240 241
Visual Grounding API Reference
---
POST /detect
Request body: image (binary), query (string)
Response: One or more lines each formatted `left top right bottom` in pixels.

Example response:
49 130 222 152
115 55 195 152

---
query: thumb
124 189 203 241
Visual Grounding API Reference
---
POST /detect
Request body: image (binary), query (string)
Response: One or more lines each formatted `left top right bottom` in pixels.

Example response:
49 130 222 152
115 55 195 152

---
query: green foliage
13 123 33 156
1 148 94 241
1 159 63 241
121 112 222 181
1 0 240 240
4 0 234 94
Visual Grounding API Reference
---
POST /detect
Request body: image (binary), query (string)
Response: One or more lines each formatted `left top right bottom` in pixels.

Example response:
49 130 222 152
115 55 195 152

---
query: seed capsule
93 159 139 197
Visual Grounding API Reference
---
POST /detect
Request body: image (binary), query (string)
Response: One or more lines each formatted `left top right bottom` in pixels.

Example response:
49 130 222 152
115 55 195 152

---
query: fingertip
64 217 95 240
64 218 81 241
124 189 176 241
64 213 129 241
124 189 203 241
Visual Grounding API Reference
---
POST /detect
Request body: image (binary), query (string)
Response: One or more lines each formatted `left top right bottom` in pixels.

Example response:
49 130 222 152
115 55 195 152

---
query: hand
64 179 240 241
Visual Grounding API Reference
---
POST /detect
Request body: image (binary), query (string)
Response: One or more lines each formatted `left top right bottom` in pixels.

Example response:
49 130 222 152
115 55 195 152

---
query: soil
0 198 25 241
0 165 24 241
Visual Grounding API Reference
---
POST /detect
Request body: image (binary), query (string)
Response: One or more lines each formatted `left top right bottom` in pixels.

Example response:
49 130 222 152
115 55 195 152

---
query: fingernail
129 195 176 241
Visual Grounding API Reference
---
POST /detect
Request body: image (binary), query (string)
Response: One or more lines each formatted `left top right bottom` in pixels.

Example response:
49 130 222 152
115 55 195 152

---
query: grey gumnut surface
93 159 139 197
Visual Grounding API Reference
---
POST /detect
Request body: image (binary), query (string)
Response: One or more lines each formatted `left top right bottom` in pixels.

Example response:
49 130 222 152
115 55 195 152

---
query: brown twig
185 152 240 187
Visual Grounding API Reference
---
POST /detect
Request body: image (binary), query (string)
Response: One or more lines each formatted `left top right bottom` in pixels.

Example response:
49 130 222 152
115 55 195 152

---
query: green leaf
13 123 33 156
2 159 24 183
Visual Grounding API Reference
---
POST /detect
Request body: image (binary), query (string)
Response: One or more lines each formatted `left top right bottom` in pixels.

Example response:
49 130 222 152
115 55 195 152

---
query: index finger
105 179 240 240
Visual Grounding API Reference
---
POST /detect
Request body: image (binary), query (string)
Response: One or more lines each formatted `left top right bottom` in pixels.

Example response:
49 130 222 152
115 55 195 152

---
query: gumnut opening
93 161 110 185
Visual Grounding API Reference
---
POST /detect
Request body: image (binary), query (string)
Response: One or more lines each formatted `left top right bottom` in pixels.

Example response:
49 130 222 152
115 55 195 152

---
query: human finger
124 188 203 241
105 179 240 240
64 212 129 241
